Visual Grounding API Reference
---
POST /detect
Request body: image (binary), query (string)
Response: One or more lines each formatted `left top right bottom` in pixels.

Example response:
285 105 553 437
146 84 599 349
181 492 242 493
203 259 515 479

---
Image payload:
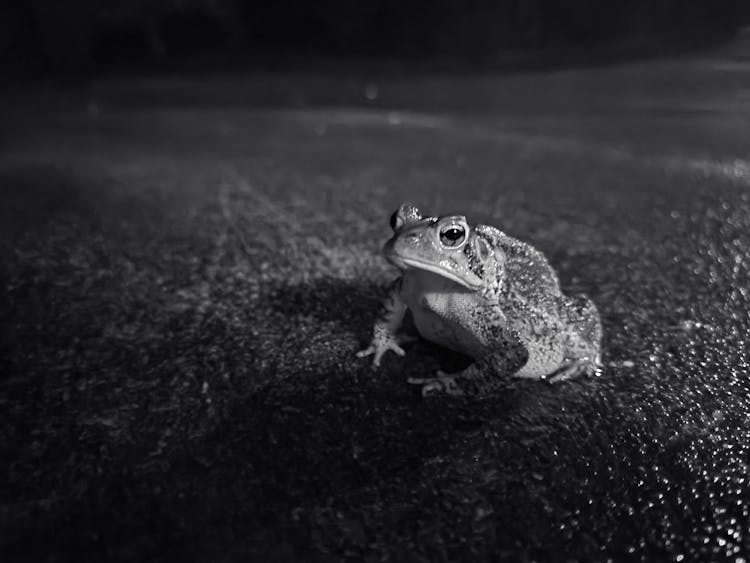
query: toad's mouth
385 253 483 290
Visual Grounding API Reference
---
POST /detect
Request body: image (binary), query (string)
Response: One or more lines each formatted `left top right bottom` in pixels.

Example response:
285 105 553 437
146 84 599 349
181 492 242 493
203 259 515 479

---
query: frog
357 202 602 397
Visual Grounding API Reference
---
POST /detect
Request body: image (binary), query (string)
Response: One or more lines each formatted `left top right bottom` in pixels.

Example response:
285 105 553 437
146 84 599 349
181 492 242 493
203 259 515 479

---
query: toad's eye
390 210 401 231
440 224 466 247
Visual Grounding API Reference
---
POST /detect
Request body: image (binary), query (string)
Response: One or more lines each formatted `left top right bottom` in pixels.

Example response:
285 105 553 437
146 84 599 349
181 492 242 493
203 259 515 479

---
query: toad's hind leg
562 295 602 365
509 308 567 379
511 300 601 381
545 357 598 383
545 295 602 383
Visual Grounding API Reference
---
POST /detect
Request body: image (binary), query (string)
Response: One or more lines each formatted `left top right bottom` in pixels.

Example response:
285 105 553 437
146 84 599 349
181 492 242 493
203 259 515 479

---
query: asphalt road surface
3 32 750 561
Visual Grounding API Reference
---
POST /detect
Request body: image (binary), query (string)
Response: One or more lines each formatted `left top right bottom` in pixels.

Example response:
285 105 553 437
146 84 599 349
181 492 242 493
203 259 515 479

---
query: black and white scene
3 1 750 561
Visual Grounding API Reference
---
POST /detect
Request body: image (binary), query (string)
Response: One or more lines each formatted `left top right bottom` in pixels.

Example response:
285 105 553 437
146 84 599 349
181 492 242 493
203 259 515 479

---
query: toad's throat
386 253 483 290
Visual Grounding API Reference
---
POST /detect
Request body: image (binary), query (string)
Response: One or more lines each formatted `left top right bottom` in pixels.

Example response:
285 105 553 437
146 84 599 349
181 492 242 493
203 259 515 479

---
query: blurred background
2 0 749 74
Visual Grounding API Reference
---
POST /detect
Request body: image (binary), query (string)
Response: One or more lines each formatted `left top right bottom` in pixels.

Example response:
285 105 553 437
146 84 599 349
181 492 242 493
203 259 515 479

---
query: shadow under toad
197 276 600 517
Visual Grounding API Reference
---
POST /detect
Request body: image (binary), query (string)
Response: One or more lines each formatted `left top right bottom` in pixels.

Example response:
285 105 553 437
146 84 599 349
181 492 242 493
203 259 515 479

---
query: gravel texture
3 33 750 561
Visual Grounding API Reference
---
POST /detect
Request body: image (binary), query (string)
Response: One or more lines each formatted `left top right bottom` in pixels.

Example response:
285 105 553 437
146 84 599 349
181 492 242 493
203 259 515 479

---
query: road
2 31 750 561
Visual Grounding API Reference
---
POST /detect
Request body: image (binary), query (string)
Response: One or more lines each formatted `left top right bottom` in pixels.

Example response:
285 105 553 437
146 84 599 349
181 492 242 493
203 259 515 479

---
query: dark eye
390 210 400 231
440 224 466 247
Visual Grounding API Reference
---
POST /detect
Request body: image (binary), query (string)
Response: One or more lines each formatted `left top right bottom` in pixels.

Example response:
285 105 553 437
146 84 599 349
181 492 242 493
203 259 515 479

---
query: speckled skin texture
359 203 602 396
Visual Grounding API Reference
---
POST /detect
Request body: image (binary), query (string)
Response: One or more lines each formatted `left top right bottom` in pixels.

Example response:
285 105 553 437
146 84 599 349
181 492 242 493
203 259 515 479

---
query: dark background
2 0 750 73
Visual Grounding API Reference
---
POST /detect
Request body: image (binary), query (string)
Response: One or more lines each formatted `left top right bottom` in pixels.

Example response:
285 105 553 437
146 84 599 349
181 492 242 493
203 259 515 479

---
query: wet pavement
2 31 750 562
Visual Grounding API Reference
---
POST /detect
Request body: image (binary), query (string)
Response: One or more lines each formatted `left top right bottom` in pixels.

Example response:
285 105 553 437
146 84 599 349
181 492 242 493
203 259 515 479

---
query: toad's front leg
357 277 409 367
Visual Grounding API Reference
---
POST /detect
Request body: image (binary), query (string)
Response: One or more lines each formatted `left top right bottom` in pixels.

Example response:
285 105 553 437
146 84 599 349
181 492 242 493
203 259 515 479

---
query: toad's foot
407 371 464 397
542 357 599 384
357 330 415 368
